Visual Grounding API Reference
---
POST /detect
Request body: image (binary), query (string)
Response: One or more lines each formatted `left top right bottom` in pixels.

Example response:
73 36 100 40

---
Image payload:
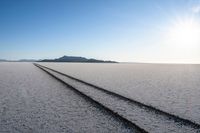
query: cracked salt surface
0 62 140 133
39 63 200 126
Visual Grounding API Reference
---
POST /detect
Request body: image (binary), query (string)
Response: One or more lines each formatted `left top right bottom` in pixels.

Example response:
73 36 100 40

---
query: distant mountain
0 59 38 62
39 56 117 63
18 59 38 62
0 59 7 62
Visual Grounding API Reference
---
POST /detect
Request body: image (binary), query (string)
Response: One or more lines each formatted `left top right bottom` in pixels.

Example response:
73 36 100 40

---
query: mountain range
40 56 117 63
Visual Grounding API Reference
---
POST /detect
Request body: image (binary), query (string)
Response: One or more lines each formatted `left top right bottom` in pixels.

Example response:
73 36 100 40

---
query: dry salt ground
0 62 141 133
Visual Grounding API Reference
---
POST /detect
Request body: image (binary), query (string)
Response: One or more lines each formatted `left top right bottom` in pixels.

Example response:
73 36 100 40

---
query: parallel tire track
34 63 147 133
34 63 200 132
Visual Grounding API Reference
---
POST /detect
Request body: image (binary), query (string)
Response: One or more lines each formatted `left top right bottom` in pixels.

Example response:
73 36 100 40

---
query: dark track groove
34 63 200 130
34 63 148 133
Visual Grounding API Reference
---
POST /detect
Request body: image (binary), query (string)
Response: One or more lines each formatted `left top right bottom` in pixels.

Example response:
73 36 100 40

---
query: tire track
34 63 200 133
34 63 147 133
0 63 142 133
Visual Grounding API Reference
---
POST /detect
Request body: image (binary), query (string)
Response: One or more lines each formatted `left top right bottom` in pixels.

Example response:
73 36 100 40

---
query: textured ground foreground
39 62 200 125
35 63 200 133
1 62 200 133
0 63 141 133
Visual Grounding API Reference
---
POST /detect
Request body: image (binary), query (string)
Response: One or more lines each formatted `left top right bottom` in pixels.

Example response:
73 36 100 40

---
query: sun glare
169 18 200 45
166 17 200 57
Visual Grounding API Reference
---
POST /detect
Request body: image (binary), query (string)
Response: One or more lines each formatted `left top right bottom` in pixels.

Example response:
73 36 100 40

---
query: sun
165 17 200 57
168 18 200 49
161 16 200 63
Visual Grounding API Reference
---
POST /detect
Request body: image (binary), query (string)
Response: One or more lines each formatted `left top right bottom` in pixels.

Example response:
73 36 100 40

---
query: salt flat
39 63 200 125
0 62 140 133
36 63 199 133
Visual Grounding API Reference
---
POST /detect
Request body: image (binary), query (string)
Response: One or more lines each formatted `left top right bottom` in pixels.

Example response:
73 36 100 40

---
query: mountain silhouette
40 56 117 63
0 59 7 62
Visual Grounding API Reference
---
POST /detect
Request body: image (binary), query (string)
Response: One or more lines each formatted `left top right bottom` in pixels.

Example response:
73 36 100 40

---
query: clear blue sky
1 0 200 63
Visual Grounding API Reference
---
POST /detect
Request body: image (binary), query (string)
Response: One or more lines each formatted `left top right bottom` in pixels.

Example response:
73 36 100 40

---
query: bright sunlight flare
168 18 200 47
164 17 200 62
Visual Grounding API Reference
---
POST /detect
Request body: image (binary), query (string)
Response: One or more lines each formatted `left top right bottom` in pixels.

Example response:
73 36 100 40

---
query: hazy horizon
1 0 200 63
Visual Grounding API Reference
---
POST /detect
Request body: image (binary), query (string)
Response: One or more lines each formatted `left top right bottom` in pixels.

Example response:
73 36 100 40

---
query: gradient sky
1 0 200 63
